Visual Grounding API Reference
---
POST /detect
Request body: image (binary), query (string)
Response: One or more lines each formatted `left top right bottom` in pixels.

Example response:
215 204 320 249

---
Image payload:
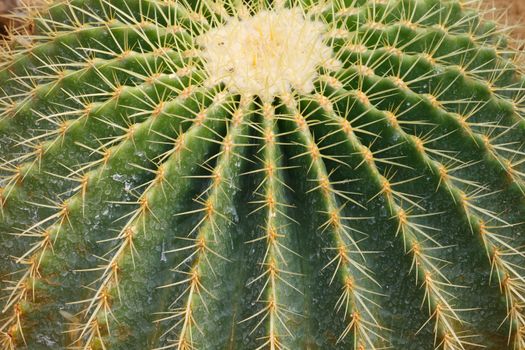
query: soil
0 0 21 35
488 0 525 40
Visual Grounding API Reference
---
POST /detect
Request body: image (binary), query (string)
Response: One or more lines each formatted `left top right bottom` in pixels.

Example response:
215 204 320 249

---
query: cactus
0 0 525 348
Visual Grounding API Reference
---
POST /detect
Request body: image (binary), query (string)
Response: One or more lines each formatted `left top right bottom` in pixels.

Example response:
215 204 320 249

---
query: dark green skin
0 0 524 349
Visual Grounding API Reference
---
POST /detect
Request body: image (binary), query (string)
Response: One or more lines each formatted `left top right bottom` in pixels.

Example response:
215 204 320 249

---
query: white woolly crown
198 8 337 100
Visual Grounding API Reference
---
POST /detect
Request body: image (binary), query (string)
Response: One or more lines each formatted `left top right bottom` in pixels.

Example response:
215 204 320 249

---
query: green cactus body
0 0 524 349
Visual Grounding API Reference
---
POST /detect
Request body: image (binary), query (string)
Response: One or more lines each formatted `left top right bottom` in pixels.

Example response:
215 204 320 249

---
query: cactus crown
0 0 525 349
199 7 334 98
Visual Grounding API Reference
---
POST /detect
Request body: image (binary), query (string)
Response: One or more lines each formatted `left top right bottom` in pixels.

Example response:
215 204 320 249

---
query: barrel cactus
0 0 524 348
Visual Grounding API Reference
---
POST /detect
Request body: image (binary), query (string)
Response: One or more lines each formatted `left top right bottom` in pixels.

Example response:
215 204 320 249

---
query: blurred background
490 0 524 40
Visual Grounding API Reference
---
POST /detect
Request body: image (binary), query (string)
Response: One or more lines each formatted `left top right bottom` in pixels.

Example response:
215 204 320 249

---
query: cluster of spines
304 86 477 349
0 0 524 349
286 98 389 349
154 96 251 349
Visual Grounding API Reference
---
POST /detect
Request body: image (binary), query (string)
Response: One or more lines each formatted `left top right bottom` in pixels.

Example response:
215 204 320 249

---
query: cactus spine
0 0 525 349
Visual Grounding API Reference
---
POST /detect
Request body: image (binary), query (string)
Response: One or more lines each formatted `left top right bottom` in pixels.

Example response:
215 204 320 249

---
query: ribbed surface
0 0 524 349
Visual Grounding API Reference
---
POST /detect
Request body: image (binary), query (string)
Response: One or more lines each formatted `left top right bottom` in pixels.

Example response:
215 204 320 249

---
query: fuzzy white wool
198 8 335 100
